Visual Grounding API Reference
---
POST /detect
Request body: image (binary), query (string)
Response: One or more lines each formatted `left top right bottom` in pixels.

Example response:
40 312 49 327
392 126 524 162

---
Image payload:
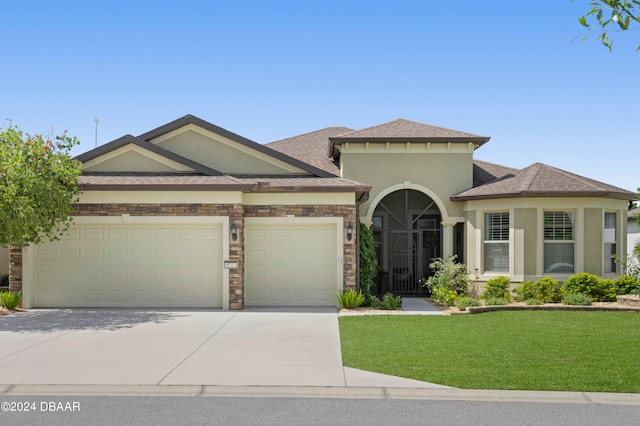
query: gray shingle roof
453 162 636 201
266 127 353 176
473 160 518 188
328 118 490 158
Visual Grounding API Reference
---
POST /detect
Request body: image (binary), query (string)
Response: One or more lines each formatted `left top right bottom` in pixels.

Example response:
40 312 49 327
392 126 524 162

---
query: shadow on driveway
0 309 205 333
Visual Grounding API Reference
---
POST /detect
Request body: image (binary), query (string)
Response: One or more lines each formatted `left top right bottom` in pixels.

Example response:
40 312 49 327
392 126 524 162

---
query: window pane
484 212 509 241
604 243 617 273
544 243 574 273
604 212 616 242
544 211 574 241
484 242 509 272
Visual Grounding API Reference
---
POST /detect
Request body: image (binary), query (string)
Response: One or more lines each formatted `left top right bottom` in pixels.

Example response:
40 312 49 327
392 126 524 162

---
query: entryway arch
362 183 463 296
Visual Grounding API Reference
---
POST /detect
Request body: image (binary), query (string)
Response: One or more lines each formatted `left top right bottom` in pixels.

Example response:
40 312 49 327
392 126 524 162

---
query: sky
1 0 639 192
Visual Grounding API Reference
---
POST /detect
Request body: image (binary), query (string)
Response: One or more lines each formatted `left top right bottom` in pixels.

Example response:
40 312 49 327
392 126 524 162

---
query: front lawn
339 311 640 393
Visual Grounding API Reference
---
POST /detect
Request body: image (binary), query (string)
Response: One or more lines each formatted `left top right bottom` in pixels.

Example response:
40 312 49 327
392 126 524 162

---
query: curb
1 385 639 405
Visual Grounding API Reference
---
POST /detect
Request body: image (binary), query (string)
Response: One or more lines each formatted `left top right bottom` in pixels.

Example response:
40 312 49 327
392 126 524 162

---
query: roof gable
77 135 221 175
140 115 334 177
453 162 636 201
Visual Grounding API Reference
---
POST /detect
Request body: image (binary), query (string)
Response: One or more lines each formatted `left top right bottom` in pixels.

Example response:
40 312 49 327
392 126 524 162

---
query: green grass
339 311 640 393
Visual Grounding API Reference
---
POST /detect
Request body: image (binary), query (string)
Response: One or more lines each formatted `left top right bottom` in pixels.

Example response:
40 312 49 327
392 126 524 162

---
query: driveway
0 308 445 388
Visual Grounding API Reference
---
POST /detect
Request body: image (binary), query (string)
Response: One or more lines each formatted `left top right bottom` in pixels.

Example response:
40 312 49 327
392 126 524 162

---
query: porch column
442 222 456 259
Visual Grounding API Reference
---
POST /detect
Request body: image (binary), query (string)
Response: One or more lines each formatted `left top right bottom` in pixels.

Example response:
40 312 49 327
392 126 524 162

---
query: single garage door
244 223 338 306
30 220 224 308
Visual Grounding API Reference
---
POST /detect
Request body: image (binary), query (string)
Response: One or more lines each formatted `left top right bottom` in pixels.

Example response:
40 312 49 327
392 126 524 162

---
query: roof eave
329 136 491 158
452 190 636 202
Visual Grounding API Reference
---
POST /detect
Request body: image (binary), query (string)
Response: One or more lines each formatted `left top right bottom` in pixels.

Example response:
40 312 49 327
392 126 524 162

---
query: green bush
481 276 511 301
424 256 471 296
615 275 640 295
0 291 21 309
562 293 593 306
533 277 562 303
455 297 481 311
484 297 509 306
561 273 616 302
431 286 459 307
372 292 402 310
358 223 378 306
337 289 365 309
526 298 544 305
0 274 9 287
514 281 534 302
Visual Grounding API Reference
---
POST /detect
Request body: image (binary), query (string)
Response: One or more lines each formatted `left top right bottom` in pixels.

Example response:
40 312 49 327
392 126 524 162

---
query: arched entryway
368 189 463 296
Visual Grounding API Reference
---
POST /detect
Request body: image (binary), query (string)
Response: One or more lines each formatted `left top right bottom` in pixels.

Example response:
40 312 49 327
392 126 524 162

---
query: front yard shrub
0 291 21 309
337 289 365 309
562 293 593 306
371 292 402 310
526 298 544 305
455 297 481 311
513 281 534 301
484 297 509 306
424 256 471 296
431 286 459 307
615 275 640 295
533 277 562 303
561 273 615 302
481 276 511 301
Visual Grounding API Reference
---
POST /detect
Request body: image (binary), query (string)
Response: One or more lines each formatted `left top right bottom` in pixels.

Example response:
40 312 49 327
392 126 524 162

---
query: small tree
0 122 82 292
577 0 640 51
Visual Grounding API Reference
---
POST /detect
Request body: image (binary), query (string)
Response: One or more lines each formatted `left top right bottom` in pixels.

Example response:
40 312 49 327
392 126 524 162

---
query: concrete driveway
0 308 445 388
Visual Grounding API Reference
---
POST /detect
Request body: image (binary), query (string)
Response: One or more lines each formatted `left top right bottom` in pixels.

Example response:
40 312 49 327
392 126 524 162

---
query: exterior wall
462 197 628 284
584 208 603 276
340 143 474 222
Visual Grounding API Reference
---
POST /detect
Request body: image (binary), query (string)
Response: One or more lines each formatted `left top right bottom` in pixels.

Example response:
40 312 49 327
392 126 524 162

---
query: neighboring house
13 115 636 309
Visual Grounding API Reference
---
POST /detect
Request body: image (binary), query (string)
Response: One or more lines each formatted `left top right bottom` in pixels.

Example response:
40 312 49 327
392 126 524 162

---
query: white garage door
245 223 338 306
30 220 224 308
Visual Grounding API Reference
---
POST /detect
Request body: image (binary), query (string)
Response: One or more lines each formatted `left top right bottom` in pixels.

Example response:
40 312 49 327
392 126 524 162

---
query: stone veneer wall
244 205 358 291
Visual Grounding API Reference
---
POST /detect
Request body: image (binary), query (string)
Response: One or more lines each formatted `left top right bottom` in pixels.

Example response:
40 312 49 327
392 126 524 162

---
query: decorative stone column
8 245 22 293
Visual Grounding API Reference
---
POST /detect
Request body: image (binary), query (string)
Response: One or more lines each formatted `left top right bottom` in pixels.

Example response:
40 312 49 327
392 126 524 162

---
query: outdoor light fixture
346 223 354 241
231 221 238 241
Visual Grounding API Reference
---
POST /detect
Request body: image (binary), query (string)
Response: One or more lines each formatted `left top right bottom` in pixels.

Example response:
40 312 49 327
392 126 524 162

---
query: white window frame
604 211 618 274
543 210 575 274
483 211 510 273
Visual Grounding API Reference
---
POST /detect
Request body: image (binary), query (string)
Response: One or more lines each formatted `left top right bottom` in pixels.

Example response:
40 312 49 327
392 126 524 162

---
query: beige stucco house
12 114 636 309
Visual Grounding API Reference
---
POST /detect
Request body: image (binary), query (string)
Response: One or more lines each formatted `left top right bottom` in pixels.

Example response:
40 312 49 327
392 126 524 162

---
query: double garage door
29 219 224 308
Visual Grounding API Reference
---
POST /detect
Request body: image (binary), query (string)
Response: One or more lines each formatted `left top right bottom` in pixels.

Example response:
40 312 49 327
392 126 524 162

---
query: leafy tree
0 122 82 291
577 1 640 51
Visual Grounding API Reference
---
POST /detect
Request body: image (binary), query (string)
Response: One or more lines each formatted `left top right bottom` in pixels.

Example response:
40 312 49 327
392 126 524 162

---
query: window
604 212 617 273
544 211 574 273
484 212 509 272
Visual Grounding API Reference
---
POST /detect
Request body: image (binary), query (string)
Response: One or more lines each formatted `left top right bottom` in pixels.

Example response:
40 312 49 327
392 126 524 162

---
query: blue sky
1 0 638 192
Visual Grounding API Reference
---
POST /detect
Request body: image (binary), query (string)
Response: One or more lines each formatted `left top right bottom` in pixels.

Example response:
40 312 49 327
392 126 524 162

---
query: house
13 115 636 309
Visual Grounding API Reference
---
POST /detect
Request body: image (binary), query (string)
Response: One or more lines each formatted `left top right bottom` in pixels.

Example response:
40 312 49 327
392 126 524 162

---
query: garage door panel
245 223 337 307
32 221 223 308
